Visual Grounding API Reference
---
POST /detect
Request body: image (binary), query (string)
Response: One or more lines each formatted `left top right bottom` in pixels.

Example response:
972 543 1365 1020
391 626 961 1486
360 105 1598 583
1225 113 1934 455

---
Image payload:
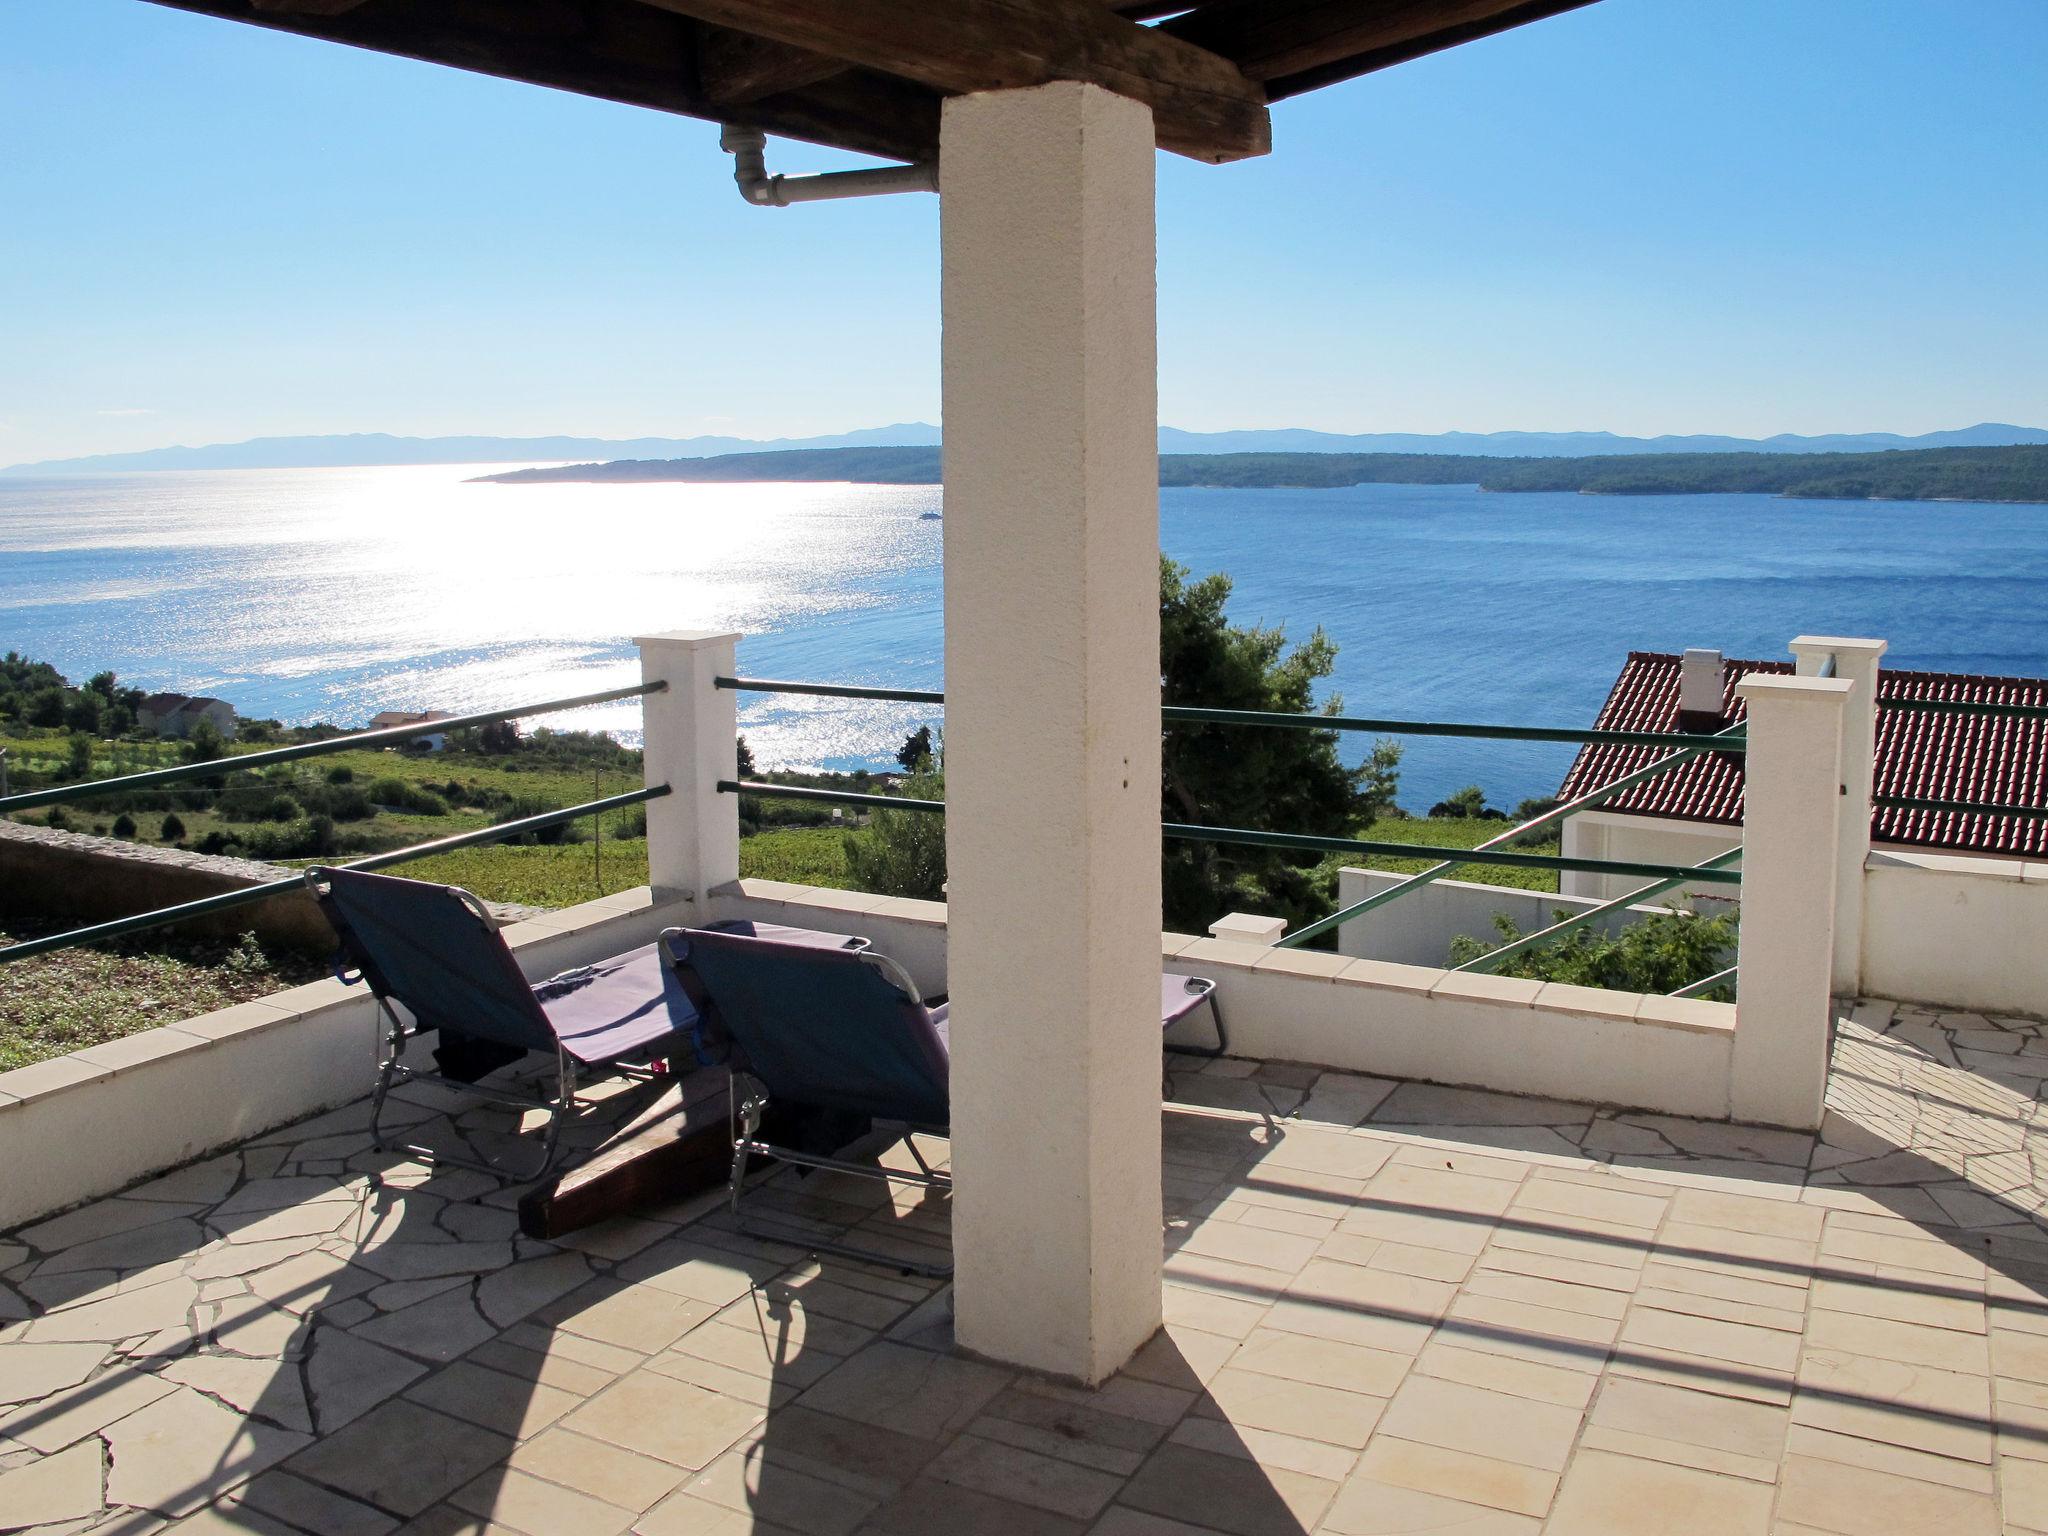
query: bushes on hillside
1448 906 1738 998
366 777 448 816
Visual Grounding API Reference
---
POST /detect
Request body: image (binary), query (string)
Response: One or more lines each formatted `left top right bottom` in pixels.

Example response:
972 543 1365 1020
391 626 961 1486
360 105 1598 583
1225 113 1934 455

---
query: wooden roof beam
632 0 1271 162
695 23 847 106
1163 0 1597 100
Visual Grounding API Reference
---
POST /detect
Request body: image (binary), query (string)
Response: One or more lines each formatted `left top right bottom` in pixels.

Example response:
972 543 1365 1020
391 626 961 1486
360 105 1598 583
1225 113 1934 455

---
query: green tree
64 691 104 735
184 717 226 764
1449 906 1738 999
843 758 947 900
1160 557 1398 934
896 725 935 772
112 812 137 839
64 732 94 781
160 812 186 842
840 560 1399 934
1429 785 1489 819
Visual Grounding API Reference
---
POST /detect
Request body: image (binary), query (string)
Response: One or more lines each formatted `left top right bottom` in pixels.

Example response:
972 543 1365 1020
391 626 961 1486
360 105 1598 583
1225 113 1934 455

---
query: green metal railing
1449 847 1742 977
1880 697 2048 721
0 679 665 816
1279 718 1748 950
717 676 1749 752
0 679 671 966
1873 795 2048 823
1671 965 1739 1000
0 785 667 964
717 675 1751 998
717 780 1742 888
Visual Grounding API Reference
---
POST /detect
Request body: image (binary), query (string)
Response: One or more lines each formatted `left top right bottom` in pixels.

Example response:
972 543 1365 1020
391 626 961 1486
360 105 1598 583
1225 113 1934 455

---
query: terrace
5 993 2047 1534
8 1 2048 1531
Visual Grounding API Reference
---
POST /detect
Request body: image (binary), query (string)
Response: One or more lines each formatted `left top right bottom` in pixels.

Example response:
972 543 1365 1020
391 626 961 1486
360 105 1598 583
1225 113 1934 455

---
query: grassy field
388 826 855 908
1337 816 1561 893
0 928 326 1072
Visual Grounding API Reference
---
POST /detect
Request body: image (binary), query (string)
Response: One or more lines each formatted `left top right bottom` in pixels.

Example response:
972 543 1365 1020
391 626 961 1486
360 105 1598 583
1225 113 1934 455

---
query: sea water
2 465 2043 809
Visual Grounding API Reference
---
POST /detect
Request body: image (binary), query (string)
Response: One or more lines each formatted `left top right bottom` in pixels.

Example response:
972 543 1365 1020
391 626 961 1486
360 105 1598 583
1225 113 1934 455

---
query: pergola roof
150 0 1596 164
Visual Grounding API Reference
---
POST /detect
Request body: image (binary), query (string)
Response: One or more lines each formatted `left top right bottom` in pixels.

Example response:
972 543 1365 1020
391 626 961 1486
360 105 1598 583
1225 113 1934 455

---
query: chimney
1678 647 1725 732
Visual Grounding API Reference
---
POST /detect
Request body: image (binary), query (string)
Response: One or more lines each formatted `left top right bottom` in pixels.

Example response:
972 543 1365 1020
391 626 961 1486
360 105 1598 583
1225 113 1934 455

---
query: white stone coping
1155 933 1734 1037
1868 847 2048 884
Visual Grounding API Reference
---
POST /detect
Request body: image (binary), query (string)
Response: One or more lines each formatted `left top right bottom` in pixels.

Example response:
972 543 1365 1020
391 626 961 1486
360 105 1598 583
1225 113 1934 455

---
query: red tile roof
1558 652 2048 859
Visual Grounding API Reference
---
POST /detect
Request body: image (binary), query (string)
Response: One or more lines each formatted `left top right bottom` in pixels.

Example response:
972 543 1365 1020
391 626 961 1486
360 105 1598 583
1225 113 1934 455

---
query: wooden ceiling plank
632 0 1271 162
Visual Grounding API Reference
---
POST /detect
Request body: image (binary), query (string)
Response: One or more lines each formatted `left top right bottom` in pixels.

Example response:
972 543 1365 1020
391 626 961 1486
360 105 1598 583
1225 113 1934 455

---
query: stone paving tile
1545 1448 1773 1534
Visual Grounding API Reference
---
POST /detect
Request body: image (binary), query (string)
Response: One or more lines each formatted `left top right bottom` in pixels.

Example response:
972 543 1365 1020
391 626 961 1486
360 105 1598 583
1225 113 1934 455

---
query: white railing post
1788 636 1886 995
1209 912 1288 946
633 630 741 917
1730 673 1851 1128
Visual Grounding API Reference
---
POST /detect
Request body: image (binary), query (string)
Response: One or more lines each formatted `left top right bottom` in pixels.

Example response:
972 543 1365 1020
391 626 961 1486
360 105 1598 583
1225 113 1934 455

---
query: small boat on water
919 511 941 520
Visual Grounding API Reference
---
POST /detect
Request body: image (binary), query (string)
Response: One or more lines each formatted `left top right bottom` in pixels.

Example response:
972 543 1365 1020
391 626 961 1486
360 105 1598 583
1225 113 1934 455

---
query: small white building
369 709 454 751
1559 646 2048 900
137 692 237 741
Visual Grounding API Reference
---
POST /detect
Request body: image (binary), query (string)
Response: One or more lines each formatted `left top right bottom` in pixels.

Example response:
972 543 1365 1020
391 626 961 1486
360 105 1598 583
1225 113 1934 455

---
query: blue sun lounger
662 923 1224 1275
306 865 694 1179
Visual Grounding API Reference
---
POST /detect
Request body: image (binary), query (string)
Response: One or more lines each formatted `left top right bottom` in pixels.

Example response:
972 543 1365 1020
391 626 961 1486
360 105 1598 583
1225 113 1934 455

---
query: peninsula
475 444 2048 504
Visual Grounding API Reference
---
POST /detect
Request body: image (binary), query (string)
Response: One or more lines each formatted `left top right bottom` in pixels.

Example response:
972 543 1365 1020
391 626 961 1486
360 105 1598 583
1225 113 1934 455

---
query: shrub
1448 905 1739 999
493 797 584 845
324 785 375 821
160 812 186 841
260 793 300 822
366 776 447 816
45 807 70 831
112 812 137 838
65 732 94 780
843 762 946 900
325 765 354 784
1428 785 1490 819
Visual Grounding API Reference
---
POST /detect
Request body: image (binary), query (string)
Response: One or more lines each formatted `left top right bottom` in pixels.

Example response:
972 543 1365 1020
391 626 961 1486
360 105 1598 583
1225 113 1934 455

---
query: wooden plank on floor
519 1068 733 1240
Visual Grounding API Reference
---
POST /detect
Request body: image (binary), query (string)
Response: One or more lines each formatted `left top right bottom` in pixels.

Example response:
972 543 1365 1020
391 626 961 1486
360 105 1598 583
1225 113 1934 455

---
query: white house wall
1560 810 1745 903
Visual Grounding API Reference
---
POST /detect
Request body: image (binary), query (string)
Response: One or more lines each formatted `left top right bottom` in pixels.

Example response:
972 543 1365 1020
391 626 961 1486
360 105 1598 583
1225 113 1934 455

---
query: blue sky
3 0 2044 464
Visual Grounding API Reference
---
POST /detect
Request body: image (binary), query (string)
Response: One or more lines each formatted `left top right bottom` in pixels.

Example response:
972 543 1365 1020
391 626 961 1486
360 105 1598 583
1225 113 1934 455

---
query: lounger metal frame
312 870 661 1182
680 937 956 1278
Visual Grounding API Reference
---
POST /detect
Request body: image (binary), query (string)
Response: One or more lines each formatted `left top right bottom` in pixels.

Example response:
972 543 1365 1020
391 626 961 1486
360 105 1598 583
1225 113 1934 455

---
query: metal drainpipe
719 125 938 206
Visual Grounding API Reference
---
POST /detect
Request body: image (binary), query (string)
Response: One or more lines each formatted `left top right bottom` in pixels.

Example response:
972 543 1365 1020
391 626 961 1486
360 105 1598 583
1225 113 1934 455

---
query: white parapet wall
0 888 689 1231
708 879 1739 1122
2 871 1771 1234
1861 850 2048 1017
1333 867 1733 970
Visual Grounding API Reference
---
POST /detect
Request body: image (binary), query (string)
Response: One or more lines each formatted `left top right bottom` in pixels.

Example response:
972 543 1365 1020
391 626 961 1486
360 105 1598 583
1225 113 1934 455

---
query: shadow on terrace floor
6 995 2048 1532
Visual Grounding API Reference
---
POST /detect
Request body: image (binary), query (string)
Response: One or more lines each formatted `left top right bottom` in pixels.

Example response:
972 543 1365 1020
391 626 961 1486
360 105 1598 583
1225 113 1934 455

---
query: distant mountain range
8 422 2046 475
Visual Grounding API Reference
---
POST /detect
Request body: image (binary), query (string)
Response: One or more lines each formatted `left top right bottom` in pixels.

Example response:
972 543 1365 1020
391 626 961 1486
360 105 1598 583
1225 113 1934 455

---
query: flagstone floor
5 997 2048 1535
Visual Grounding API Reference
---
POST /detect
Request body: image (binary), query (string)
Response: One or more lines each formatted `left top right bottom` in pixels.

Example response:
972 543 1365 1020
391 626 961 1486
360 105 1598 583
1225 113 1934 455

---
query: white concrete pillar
1730 674 1852 1128
1789 636 1887 995
1210 912 1287 946
633 630 741 916
941 80 1164 1384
